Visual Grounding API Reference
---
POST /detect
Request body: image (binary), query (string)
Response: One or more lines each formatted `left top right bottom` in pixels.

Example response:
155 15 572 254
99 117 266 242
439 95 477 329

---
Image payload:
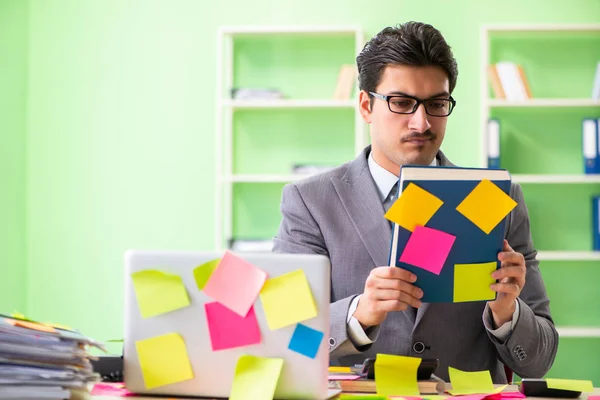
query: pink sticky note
91 383 133 396
205 302 261 351
587 397 600 400
487 392 526 400
399 226 456 275
446 395 488 400
203 251 267 317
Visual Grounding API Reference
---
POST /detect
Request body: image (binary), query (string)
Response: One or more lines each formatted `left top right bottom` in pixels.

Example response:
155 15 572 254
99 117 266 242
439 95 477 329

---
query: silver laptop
123 250 335 399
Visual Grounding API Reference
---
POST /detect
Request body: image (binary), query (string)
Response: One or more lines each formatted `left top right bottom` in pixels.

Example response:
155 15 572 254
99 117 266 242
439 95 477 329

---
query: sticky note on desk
193 258 220 290
229 355 283 400
448 367 504 395
399 226 456 275
135 333 193 389
131 270 190 318
456 179 517 235
385 183 444 232
375 353 421 396
6 318 56 333
203 251 267 317
546 378 594 392
260 269 318 330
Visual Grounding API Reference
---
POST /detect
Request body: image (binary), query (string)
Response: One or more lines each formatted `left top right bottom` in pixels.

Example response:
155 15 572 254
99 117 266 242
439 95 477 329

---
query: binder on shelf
593 196 600 251
582 118 598 174
592 61 600 101
487 119 501 169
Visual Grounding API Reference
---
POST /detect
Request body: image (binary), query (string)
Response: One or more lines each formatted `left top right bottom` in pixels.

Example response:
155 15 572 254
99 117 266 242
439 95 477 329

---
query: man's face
359 65 451 175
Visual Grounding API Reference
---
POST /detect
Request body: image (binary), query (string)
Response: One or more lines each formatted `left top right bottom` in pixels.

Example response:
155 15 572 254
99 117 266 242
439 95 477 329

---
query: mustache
402 130 436 142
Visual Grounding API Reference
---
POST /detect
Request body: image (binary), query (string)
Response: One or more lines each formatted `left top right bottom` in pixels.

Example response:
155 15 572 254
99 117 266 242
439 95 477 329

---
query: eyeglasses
369 92 456 117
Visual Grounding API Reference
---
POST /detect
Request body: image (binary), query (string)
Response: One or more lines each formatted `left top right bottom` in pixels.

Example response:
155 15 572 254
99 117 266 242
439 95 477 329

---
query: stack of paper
0 315 106 400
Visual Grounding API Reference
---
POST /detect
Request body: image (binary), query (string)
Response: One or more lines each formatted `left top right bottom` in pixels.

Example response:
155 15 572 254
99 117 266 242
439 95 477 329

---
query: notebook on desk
385 165 517 303
123 250 335 399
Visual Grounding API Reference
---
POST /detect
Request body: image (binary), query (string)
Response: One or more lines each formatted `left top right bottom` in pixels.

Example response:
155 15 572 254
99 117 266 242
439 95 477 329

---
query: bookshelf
215 26 367 251
481 24 600 380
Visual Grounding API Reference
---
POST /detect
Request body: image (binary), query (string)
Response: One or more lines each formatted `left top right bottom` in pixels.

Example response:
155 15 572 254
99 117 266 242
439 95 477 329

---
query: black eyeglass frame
368 91 457 117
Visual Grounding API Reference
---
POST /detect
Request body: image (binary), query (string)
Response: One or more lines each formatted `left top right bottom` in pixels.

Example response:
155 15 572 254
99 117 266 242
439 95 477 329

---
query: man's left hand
488 240 526 327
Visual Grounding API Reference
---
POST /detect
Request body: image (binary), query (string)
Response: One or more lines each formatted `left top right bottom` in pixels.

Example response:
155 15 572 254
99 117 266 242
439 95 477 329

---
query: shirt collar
368 151 438 202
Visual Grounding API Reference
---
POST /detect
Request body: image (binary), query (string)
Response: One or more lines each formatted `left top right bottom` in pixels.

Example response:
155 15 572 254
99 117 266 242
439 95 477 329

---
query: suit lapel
331 148 391 267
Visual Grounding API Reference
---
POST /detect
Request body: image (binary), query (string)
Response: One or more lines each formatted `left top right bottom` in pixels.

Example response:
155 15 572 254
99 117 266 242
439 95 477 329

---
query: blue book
583 118 598 174
487 119 501 169
387 166 515 303
593 196 600 251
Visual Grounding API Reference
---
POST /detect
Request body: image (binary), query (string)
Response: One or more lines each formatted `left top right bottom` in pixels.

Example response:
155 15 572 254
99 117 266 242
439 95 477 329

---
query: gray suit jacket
273 146 558 382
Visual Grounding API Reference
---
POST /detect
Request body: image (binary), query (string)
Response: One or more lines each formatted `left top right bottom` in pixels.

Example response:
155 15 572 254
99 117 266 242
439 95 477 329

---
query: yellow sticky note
385 183 443 232
546 378 594 392
131 269 190 318
193 258 220 290
229 355 284 400
328 366 352 373
448 367 504 395
453 262 497 302
135 333 193 389
259 269 317 330
375 354 421 396
456 179 517 235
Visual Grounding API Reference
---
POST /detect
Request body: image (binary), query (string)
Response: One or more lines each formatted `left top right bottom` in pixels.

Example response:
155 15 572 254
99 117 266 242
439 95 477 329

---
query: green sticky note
131 269 190 318
546 379 594 392
229 355 283 400
375 354 421 396
448 367 503 395
136 333 194 389
193 258 220 290
453 262 497 302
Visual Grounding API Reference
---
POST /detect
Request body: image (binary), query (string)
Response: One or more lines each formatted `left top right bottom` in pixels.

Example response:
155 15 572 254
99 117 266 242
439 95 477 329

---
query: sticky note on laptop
135 333 194 389
131 269 190 318
229 355 283 400
260 269 318 330
203 251 267 317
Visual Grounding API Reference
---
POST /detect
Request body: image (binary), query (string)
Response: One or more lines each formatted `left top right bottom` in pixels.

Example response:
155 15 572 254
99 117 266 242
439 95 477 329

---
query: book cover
593 196 600 252
385 166 516 303
582 118 598 174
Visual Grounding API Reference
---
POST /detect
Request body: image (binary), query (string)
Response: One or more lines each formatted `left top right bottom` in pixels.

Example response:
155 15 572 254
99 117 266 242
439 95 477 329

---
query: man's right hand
352 266 423 328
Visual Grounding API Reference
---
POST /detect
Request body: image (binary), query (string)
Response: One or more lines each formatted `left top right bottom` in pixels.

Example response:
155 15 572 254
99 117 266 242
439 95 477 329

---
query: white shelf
484 24 600 33
556 327 600 338
487 98 600 107
222 99 356 109
225 174 313 183
512 174 600 184
537 251 600 261
219 26 362 36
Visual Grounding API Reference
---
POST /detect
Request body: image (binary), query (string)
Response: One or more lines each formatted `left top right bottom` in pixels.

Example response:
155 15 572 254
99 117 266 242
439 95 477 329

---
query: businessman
273 22 558 382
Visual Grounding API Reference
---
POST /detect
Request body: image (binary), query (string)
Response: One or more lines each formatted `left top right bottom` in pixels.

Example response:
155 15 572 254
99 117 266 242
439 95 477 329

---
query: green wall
3 0 600 382
0 0 28 314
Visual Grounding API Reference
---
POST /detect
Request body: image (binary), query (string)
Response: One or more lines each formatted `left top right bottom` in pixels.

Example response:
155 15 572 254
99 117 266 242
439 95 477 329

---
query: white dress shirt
346 152 520 346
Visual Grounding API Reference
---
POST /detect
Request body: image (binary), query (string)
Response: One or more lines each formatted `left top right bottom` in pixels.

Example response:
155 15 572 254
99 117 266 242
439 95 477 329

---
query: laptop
123 250 336 399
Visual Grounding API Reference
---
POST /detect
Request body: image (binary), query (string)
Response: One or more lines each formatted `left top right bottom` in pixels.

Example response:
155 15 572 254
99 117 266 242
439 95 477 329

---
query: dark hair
356 22 458 96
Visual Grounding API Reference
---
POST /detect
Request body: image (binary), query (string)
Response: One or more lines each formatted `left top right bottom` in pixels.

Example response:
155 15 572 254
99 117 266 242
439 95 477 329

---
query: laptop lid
123 250 331 399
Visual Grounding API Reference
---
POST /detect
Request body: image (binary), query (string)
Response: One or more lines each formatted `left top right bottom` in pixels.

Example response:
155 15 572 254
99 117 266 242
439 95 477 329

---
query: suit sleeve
489 183 559 378
273 183 372 358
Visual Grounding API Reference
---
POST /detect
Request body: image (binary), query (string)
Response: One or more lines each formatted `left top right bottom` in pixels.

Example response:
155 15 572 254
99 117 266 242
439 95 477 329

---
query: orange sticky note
453 262 497 302
135 333 194 389
203 251 267 317
6 318 56 333
456 179 517 235
375 354 421 396
259 269 318 330
385 183 443 232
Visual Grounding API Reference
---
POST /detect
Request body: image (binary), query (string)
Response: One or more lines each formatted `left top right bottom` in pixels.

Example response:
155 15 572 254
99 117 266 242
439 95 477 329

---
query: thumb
503 239 513 252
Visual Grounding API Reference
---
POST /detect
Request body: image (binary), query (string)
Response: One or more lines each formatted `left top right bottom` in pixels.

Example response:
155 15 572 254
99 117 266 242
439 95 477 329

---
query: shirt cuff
483 299 520 342
346 295 379 346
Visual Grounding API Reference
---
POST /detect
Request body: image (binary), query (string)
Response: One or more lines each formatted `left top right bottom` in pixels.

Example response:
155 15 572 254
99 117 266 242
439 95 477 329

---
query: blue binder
583 118 598 174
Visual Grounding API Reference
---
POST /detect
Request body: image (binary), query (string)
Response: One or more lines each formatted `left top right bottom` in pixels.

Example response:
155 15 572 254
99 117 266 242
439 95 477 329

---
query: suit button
413 341 426 353
329 337 336 348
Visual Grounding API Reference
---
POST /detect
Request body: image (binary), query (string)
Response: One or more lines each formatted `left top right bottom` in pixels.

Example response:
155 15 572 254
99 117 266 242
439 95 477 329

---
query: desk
88 385 600 400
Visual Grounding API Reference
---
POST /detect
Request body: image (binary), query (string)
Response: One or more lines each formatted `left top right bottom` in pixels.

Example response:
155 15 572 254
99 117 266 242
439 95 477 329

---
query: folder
582 118 598 174
487 119 501 169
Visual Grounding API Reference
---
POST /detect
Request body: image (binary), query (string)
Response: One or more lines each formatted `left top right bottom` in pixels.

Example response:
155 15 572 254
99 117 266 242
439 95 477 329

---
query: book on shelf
228 238 274 252
487 119 501 169
582 118 599 174
593 196 600 251
385 166 516 303
230 88 284 100
333 64 356 100
592 61 600 101
489 62 531 101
